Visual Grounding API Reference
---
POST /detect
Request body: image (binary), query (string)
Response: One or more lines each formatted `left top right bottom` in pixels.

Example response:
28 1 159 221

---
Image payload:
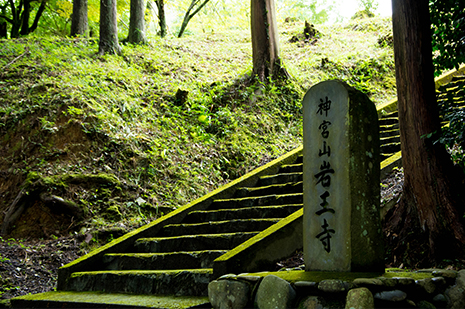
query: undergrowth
0 16 396 242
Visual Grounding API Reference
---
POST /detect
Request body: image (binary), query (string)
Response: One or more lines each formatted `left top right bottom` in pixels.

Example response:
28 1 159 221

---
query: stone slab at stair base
11 291 210 308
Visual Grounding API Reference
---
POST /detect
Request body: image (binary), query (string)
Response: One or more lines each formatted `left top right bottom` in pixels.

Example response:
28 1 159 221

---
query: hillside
0 17 395 246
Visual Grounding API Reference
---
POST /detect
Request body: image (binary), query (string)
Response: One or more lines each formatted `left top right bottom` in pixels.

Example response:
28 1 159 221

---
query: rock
417 300 436 308
432 293 448 307
446 285 465 308
416 278 437 294
298 296 325 309
294 281 318 288
208 279 250 309
374 290 407 302
255 275 296 309
456 269 465 288
433 269 457 279
219 274 237 280
236 275 261 282
345 287 374 309
395 277 415 286
353 278 383 287
378 277 397 287
318 279 347 293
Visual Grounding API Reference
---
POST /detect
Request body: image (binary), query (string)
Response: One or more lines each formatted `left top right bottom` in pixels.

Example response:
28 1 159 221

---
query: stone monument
302 80 384 272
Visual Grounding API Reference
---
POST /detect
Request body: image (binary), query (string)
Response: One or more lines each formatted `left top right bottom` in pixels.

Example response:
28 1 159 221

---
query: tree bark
0 21 7 38
250 0 289 82
385 0 465 266
127 0 147 44
155 0 166 37
98 0 121 55
71 0 88 37
19 0 30 35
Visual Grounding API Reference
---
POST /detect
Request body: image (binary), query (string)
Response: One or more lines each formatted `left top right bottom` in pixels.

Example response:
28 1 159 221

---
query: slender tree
155 0 166 37
385 0 465 266
177 0 210 38
70 0 89 37
98 0 121 54
250 0 289 82
127 0 147 44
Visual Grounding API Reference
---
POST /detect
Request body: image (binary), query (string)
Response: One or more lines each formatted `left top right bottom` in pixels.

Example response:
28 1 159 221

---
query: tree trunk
177 0 210 38
29 0 46 33
98 0 121 55
19 0 30 35
155 0 166 37
385 0 465 266
71 0 88 37
0 21 7 38
127 0 147 44
250 0 288 82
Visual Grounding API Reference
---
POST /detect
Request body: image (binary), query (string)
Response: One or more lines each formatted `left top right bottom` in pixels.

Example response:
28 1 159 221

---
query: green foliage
276 0 336 24
430 0 465 76
356 0 379 17
0 16 396 234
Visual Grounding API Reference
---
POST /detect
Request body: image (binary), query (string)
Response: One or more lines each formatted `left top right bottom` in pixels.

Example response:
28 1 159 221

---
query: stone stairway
11 67 465 308
60 155 304 298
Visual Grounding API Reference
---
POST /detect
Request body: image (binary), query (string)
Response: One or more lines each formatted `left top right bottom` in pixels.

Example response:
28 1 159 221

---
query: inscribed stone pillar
302 80 384 272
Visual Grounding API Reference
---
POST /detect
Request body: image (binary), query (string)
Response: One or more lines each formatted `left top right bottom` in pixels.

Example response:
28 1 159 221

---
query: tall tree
250 0 288 82
177 0 209 38
70 0 89 37
98 0 121 54
385 0 465 265
155 0 166 37
127 0 147 44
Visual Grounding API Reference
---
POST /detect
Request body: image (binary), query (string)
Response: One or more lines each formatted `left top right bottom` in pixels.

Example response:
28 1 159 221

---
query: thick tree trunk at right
71 0 88 37
250 0 288 82
99 0 121 55
127 0 147 44
385 0 465 266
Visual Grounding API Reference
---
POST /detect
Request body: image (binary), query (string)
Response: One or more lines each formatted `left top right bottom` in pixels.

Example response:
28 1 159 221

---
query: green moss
242 270 383 283
12 291 209 309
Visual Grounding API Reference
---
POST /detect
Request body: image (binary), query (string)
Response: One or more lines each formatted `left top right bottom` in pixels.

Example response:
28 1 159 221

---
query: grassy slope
0 17 394 242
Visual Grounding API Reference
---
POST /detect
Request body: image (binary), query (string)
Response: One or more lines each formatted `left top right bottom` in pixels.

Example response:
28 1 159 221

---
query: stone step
10 291 210 309
65 269 213 296
378 117 398 126
379 111 398 118
234 181 303 198
159 218 280 236
184 204 302 223
278 163 303 174
379 122 399 132
209 193 303 210
381 142 401 154
295 155 303 164
134 232 259 252
380 135 400 145
103 250 227 270
257 172 303 186
380 128 400 138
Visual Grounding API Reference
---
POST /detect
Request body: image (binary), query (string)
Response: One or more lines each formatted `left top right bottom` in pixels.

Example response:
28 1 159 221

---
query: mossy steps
12 66 465 308
11 291 210 308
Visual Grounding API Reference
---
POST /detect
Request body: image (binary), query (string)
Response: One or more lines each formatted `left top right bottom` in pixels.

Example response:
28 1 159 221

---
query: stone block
208 279 250 309
345 287 374 309
254 275 296 309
